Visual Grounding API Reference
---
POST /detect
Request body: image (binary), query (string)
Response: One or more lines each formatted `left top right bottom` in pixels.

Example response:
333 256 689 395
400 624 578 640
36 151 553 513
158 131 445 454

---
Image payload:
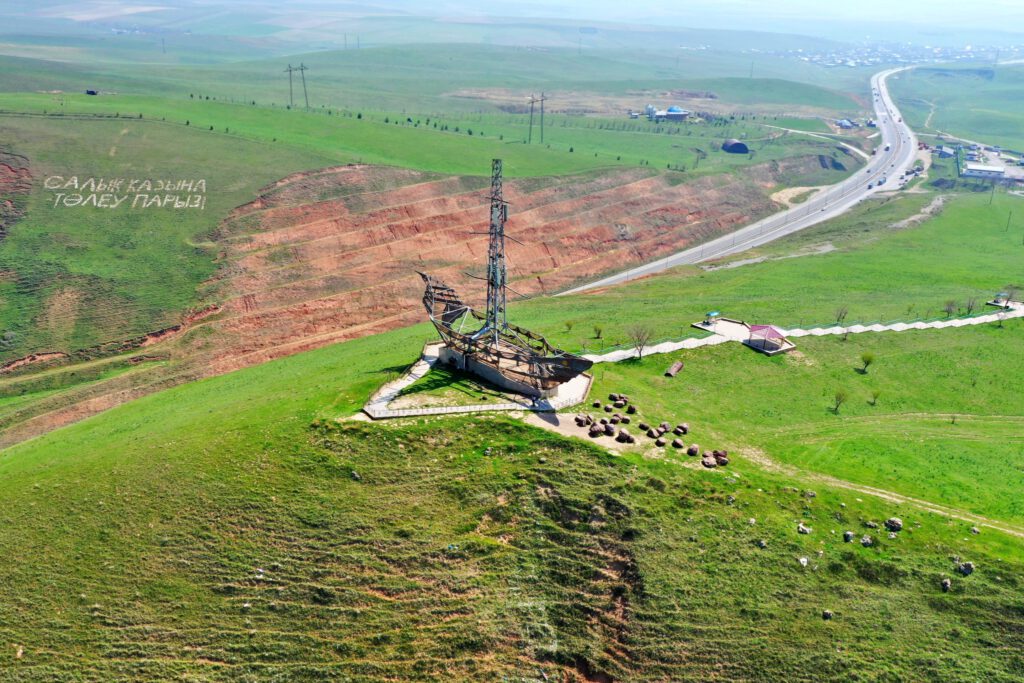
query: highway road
560 67 920 296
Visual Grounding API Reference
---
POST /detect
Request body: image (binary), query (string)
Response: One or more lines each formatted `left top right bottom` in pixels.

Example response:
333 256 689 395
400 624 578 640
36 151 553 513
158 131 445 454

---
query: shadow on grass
397 364 507 400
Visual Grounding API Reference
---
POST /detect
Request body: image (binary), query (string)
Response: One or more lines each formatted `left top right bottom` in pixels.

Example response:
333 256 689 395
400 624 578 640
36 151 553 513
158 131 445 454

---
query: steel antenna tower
298 63 309 110
484 158 508 342
284 64 294 107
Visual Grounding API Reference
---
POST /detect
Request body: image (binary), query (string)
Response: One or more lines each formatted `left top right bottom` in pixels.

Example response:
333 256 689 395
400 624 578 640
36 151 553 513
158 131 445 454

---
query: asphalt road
560 67 919 296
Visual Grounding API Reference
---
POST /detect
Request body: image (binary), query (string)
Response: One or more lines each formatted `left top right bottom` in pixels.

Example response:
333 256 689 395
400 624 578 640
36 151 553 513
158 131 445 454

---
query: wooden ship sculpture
419 159 592 398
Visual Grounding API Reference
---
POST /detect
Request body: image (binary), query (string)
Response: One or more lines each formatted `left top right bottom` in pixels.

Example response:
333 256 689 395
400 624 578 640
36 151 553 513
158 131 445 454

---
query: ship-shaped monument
419 159 593 398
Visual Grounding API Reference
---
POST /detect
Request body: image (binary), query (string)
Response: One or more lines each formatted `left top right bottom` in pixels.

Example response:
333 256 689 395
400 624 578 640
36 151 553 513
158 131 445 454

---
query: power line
284 64 294 108
284 63 310 110
298 63 309 110
527 93 547 144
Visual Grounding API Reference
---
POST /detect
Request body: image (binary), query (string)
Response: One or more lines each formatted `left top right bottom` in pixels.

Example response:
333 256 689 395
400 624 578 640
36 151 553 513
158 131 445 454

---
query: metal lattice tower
484 158 508 342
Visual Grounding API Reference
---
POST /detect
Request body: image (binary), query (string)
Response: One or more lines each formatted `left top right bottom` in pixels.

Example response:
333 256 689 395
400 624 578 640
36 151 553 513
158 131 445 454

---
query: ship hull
420 272 592 396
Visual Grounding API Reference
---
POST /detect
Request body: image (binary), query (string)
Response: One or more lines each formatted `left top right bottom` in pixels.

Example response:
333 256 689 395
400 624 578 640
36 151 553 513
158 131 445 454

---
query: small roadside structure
987 292 1013 309
744 324 795 355
665 360 684 377
721 138 749 154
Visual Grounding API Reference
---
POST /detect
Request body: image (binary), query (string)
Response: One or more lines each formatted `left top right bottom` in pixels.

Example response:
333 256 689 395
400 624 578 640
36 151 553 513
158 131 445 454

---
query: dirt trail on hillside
738 446 1024 540
0 152 32 239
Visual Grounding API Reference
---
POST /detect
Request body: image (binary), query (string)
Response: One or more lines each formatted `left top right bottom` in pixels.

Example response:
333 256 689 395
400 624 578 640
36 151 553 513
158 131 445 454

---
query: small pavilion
744 324 796 356
987 292 1012 309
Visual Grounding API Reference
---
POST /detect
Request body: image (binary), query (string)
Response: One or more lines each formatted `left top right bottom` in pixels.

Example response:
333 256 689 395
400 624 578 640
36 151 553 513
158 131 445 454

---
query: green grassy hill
1 319 1023 680
890 65 1024 152
0 116 333 361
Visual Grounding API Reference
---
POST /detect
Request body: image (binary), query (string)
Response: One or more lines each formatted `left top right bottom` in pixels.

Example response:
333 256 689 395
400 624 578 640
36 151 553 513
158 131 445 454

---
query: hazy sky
426 0 1024 40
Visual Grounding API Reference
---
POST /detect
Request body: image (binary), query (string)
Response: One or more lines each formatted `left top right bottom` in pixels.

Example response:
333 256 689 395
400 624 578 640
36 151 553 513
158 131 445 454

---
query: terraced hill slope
203 156 838 370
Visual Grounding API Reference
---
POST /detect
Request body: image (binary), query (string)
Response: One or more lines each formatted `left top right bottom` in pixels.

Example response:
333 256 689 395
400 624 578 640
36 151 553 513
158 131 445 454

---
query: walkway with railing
363 302 1021 418
362 343 593 419
583 301 1024 364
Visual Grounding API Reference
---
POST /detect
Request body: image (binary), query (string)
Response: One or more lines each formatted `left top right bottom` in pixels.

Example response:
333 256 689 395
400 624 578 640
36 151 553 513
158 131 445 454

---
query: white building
961 163 1005 179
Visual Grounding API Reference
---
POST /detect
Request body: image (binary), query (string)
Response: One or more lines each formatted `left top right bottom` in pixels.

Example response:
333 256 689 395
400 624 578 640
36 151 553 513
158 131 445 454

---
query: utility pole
527 94 537 144
1007 211 1013 232
298 63 309 110
539 91 546 144
989 182 996 205
284 64 294 108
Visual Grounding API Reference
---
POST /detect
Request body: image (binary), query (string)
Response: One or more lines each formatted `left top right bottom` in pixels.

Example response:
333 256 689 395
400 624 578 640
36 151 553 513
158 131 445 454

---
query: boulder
613 400 626 409
958 562 974 576
638 422 650 431
659 421 670 431
604 405 613 413
616 429 631 443
864 521 879 529
646 428 659 438
604 423 616 436
756 539 767 549
970 526 980 535
609 416 620 425
714 454 730 466
655 437 666 447
843 531 855 543
626 405 637 414
822 610 833 621
701 456 717 468
941 578 952 592
608 393 619 401
599 418 608 425
620 416 631 424
673 426 685 436
861 535 874 547
592 401 602 408
884 518 903 532
672 438 684 448
588 428 602 439
687 444 699 457
797 523 812 535
679 423 690 435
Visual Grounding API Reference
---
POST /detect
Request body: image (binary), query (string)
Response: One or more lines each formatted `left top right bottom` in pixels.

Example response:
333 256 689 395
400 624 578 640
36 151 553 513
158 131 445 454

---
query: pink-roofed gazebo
745 324 795 355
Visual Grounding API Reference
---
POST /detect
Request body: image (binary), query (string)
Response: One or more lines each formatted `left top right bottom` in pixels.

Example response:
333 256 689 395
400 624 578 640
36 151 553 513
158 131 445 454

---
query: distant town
760 42 1024 68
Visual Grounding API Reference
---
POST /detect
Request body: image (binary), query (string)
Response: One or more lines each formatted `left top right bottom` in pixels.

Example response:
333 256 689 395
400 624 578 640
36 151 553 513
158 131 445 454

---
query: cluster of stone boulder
574 413 636 444
842 517 903 547
574 393 729 467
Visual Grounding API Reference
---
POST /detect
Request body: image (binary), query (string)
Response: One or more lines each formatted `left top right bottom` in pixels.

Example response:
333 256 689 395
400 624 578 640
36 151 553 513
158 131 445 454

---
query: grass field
890 65 1024 152
0 116 333 362
584 320 1024 524
1 319 1022 680
508 190 1024 352
0 72 863 368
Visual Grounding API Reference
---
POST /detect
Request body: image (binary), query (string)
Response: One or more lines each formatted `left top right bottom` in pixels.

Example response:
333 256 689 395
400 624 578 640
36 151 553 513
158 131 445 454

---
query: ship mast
484 158 508 344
